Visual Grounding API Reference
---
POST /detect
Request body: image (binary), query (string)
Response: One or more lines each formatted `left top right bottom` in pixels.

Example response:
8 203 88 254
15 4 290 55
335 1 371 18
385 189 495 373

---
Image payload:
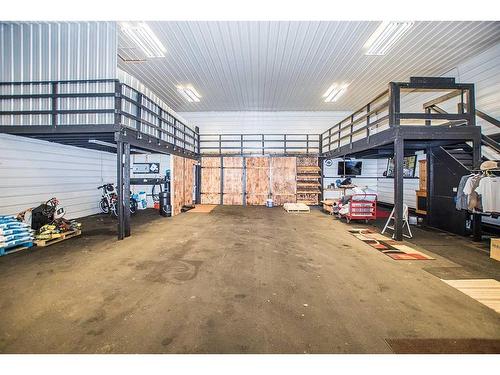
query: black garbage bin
159 191 171 217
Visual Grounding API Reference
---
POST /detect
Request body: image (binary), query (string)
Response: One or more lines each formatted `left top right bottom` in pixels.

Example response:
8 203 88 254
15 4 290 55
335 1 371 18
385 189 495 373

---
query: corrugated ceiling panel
118 21 500 112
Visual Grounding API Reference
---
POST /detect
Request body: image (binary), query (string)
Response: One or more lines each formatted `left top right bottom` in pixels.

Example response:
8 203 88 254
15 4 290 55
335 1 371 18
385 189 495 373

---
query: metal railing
321 77 477 155
200 133 320 156
0 79 200 154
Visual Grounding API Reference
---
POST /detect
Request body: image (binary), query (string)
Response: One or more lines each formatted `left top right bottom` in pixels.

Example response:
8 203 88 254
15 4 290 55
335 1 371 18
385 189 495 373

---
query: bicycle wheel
130 198 138 214
100 198 110 214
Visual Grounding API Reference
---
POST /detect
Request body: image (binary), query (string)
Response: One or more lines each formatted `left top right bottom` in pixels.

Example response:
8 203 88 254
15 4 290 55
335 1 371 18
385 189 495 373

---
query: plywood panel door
172 156 198 215
223 156 243 205
245 157 270 205
201 157 221 204
184 158 196 205
172 155 185 216
271 156 296 206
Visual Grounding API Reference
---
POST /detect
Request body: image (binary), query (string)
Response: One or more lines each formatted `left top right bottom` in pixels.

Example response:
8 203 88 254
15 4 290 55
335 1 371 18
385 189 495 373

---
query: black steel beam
123 142 131 238
393 135 404 241
117 140 125 240
477 110 500 129
0 125 118 134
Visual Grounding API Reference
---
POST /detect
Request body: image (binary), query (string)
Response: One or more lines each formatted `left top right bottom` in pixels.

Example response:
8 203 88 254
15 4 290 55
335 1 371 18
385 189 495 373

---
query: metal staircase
438 109 500 171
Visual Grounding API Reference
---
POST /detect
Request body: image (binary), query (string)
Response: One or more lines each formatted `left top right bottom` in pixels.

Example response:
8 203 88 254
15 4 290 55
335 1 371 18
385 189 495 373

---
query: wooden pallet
34 229 81 247
283 203 310 213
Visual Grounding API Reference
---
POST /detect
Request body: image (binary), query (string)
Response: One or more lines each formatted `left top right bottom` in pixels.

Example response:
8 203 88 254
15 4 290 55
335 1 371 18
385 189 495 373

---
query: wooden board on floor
442 279 500 313
283 203 310 213
188 204 217 213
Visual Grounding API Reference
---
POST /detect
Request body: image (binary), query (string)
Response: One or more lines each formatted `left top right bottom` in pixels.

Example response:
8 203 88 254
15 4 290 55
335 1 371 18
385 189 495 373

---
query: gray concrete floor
0 206 499 353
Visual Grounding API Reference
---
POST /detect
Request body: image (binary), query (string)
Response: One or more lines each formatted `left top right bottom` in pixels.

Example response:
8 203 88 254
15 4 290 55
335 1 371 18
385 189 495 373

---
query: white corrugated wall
179 111 351 134
0 22 117 81
0 134 116 219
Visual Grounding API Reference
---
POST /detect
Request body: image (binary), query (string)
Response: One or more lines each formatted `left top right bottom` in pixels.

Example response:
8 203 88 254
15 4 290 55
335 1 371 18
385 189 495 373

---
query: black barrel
159 191 171 217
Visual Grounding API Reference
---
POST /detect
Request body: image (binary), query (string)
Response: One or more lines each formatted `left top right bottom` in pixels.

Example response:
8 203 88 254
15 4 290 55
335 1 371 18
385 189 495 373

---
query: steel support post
393 136 404 241
116 140 125 240
472 136 482 242
123 142 131 238
195 162 201 204
388 82 401 127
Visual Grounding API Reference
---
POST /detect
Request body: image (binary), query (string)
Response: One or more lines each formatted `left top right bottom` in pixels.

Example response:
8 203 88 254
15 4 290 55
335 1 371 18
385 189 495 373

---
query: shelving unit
296 157 321 205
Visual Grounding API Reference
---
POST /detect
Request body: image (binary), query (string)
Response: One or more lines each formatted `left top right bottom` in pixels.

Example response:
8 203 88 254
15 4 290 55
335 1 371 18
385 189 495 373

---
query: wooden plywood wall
201 157 221 204
270 157 297 205
245 157 270 205
172 155 197 215
223 157 243 205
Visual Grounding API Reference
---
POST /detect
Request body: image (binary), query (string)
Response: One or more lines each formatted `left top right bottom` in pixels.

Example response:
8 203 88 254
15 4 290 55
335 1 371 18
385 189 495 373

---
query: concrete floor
0 206 499 353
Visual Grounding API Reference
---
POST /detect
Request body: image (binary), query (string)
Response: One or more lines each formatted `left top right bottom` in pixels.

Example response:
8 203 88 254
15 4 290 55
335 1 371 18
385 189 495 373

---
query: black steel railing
0 79 200 154
200 133 320 156
321 77 477 155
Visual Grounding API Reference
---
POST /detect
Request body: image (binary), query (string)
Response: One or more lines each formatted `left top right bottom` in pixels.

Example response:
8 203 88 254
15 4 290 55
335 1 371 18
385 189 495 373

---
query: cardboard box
491 238 500 261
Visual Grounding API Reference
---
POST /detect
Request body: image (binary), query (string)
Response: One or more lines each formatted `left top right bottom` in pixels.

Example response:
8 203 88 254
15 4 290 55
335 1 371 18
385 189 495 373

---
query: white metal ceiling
118 21 500 112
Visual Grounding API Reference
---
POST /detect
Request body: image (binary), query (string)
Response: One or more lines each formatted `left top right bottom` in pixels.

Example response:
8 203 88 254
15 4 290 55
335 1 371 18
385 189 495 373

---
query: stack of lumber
0 216 34 256
296 156 321 205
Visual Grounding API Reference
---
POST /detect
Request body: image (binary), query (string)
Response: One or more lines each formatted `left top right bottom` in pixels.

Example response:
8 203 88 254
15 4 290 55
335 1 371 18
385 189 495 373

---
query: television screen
386 156 417 177
338 161 362 176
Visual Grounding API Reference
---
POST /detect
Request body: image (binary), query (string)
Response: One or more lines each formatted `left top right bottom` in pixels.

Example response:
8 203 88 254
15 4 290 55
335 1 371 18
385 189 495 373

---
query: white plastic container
138 192 148 209
266 199 273 208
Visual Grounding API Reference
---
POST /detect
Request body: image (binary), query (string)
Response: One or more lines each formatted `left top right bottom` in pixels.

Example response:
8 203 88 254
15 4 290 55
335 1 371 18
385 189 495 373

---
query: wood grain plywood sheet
246 162 270 206
201 166 221 194
201 157 221 168
273 194 296 206
271 157 296 195
183 158 196 205
223 156 243 168
172 155 185 216
223 166 243 205
245 156 269 169
271 157 296 206
201 193 220 204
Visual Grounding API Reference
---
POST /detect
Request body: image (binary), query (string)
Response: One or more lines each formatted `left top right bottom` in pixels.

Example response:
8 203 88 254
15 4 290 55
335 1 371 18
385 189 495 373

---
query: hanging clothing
463 175 483 211
475 177 500 213
456 175 472 210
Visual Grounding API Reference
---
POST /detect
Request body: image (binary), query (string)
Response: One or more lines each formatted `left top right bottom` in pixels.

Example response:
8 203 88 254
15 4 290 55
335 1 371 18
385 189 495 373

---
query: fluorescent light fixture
177 85 201 103
323 83 350 102
364 21 414 56
120 22 166 58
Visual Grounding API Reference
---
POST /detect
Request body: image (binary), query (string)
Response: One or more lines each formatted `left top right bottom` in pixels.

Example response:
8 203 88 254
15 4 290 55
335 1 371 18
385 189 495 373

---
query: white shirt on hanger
475 177 500 213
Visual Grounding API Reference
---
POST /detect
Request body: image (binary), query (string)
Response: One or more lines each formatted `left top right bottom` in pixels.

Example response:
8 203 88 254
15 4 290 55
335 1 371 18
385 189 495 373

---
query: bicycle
98 183 138 217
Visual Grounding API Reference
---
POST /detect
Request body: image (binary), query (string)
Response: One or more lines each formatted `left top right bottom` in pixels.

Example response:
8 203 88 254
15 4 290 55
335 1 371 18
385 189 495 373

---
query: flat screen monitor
386 156 417 178
338 161 362 176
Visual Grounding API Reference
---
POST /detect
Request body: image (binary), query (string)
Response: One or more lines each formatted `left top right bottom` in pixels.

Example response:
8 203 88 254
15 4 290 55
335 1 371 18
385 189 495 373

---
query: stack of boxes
0 216 34 256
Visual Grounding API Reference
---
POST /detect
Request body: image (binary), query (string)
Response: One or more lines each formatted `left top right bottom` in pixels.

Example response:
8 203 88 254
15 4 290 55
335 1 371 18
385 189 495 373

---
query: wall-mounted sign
132 163 160 174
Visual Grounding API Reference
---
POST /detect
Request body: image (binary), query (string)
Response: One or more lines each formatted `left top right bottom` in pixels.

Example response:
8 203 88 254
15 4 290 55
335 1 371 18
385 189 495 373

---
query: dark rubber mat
386 338 500 354
423 266 488 280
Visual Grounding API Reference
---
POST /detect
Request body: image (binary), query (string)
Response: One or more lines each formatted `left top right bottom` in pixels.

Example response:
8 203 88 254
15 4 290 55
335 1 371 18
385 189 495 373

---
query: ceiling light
120 22 166 58
364 21 414 56
177 85 201 103
323 83 349 102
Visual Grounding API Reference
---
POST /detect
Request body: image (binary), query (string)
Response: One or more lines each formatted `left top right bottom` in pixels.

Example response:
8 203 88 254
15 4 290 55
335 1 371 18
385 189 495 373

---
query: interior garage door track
0 206 499 353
